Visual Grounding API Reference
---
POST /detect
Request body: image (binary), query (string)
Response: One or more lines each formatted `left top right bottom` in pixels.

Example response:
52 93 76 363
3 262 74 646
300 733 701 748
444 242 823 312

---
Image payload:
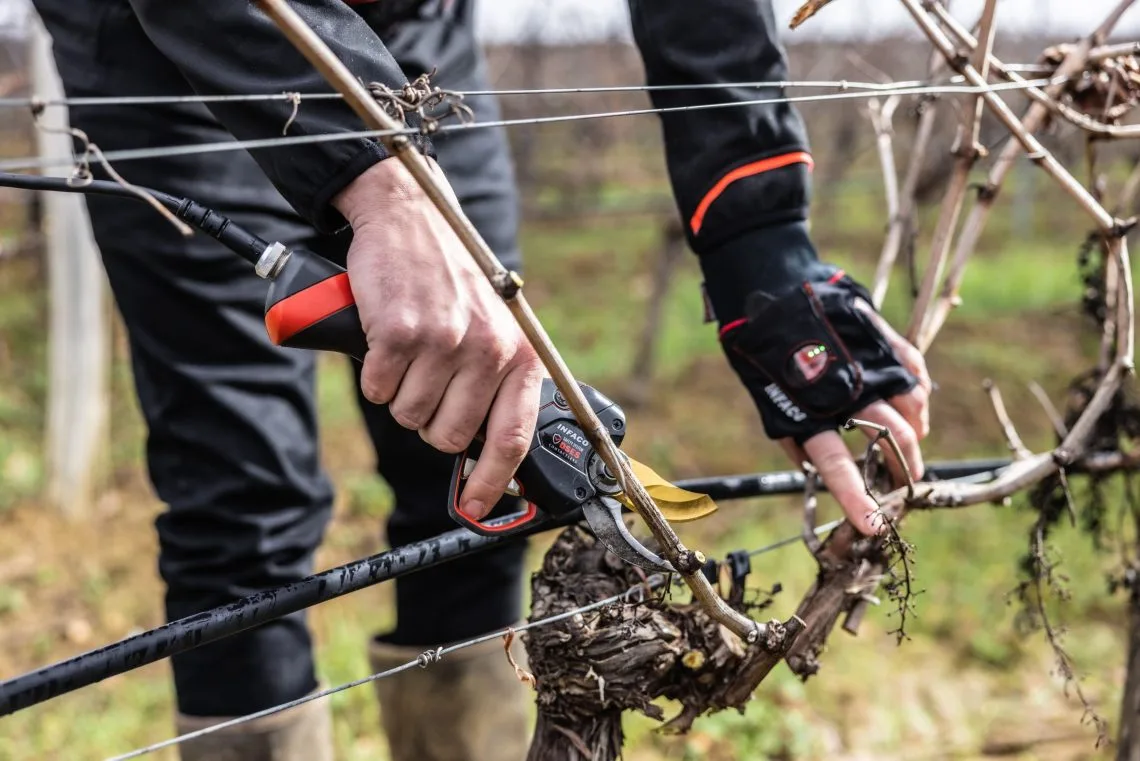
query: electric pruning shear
257 242 717 572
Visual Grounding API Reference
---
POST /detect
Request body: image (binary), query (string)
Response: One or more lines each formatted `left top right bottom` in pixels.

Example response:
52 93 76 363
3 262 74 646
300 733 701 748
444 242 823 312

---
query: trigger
460 457 522 498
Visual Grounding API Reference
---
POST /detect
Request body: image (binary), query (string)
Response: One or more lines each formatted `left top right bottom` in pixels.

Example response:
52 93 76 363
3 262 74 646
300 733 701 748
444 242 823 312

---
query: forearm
629 0 827 324
628 0 812 253
128 0 428 232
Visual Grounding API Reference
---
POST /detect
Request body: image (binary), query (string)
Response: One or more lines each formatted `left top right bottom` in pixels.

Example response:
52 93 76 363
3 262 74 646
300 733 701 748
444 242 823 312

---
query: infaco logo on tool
553 423 589 448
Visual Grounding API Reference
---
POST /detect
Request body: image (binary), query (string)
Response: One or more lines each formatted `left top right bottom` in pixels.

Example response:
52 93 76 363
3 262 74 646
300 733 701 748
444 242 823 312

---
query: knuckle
391 405 428 431
360 373 393 405
425 320 466 354
423 427 471 455
380 318 421 352
470 324 512 365
491 425 533 463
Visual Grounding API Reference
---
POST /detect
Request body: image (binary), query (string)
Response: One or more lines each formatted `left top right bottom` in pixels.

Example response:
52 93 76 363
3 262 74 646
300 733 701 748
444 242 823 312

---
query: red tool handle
263 249 368 360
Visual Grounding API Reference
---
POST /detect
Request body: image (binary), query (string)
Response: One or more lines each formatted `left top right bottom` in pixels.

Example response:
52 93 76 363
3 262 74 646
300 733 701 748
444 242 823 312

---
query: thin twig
1092 0 1140 43
802 462 824 557
983 379 1033 459
1018 518 1110 746
1057 468 1078 528
867 95 903 308
1028 381 1070 438
790 0 839 29
873 42 947 308
1047 98 1140 141
1113 234 1136 370
502 629 536 689
281 92 301 135
845 418 917 498
29 108 191 237
845 420 919 642
1090 42 1140 63
1117 157 1140 215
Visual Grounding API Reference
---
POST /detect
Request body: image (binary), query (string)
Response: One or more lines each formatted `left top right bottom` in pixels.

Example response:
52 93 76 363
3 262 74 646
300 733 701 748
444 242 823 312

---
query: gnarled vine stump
523 527 786 761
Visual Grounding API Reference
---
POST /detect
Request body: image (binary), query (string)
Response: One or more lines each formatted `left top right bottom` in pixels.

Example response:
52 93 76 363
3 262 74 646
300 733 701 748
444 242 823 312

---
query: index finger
803 431 886 536
854 299 933 396
459 363 545 520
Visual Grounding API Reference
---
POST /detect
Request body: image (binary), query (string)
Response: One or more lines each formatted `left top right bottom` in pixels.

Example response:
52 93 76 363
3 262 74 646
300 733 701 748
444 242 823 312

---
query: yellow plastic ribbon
615 457 719 523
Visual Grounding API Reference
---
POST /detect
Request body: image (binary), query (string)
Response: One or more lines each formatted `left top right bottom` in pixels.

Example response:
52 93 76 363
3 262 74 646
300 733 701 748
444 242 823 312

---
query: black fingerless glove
700 222 917 444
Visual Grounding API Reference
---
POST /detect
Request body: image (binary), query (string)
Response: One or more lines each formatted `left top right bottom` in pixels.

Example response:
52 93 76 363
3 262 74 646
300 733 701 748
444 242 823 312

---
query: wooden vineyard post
29 14 110 517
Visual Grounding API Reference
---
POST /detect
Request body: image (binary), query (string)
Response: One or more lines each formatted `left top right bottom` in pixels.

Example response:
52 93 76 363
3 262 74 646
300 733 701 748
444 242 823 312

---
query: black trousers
32 0 526 716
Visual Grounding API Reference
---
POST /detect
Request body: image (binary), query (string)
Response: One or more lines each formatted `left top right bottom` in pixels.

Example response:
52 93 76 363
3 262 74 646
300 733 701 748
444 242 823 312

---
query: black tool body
448 378 627 536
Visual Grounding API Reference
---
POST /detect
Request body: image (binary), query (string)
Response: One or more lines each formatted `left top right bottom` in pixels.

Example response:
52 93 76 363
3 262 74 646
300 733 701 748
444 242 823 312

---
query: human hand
719 272 931 536
333 158 544 520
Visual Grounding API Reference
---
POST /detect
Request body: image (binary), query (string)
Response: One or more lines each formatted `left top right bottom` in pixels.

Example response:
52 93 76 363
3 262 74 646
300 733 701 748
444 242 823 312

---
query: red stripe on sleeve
690 151 814 236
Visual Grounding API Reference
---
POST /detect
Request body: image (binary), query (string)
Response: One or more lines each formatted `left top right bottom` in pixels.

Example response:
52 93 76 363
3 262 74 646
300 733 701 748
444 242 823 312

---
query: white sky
474 0 1140 43
0 0 1135 42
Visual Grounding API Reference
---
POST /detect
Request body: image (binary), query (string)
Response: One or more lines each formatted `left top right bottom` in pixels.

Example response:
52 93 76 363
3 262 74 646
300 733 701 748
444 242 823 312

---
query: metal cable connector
255 241 290 280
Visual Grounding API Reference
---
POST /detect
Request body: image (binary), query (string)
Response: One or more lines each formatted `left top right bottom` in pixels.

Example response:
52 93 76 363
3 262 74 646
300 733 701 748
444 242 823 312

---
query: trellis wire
0 76 1065 174
0 72 1042 108
104 573 665 761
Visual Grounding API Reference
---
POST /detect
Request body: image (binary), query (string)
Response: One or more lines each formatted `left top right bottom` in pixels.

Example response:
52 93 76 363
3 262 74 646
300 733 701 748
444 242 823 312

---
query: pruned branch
873 94 938 308
916 0 1131 349
906 0 998 348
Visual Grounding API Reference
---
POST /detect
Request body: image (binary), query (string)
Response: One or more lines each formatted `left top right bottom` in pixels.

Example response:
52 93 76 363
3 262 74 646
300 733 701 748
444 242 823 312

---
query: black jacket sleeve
627 0 812 254
127 0 429 233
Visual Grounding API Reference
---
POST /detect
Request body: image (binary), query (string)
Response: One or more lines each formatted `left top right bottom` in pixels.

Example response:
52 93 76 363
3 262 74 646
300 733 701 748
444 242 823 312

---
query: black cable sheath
0 510 557 717
0 171 270 266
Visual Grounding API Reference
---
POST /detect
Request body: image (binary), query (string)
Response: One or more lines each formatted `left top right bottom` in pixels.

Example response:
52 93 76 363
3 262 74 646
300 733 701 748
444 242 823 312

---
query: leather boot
175 690 334 761
368 635 532 761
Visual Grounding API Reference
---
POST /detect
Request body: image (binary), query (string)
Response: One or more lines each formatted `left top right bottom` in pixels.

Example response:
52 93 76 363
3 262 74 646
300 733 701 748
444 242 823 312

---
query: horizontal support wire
104 574 667 761
103 514 856 761
0 72 1044 108
0 76 1065 174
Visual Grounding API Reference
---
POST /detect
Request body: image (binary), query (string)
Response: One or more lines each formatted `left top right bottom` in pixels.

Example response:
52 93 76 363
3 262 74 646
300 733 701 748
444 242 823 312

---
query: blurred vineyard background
1 7 1140 761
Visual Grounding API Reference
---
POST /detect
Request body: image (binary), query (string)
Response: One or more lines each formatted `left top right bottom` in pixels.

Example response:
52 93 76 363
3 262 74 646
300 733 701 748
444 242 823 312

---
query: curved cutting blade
582 496 674 573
